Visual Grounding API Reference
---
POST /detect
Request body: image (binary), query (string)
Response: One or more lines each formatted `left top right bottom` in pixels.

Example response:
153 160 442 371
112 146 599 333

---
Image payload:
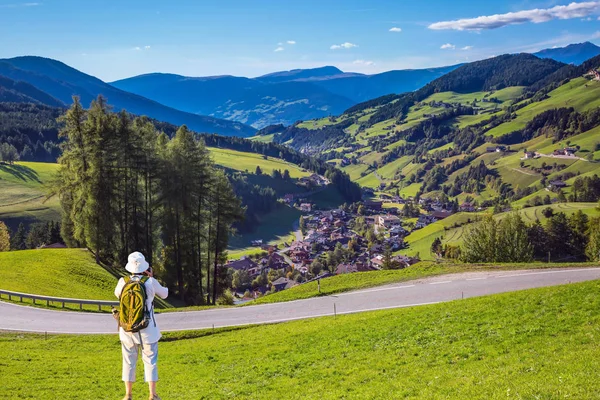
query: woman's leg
141 342 159 396
124 381 133 396
121 342 138 395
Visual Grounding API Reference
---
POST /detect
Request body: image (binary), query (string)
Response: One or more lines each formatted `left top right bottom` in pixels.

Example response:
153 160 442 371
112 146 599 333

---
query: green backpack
119 275 150 332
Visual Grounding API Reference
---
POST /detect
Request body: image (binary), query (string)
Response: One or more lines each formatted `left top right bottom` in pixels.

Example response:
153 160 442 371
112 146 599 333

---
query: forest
54 96 243 305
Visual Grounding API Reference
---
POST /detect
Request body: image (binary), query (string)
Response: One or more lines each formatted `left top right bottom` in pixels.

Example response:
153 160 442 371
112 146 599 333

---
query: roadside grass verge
245 261 598 305
2 280 600 399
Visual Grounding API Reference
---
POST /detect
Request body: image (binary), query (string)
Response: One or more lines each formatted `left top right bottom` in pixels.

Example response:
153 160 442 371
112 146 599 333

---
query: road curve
1 267 599 334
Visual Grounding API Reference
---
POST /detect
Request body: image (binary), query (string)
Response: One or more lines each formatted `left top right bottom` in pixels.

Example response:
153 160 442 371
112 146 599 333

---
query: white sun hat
125 251 150 274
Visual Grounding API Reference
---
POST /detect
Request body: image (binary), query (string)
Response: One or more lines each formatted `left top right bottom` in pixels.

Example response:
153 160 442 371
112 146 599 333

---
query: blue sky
1 0 599 81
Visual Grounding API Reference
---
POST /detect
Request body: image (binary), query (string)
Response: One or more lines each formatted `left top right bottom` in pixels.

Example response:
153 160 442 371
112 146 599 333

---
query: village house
227 257 260 277
272 277 298 292
377 215 401 228
389 225 407 237
282 194 295 204
250 239 263 246
300 203 312 212
460 202 476 212
523 150 535 159
549 180 567 189
431 210 453 220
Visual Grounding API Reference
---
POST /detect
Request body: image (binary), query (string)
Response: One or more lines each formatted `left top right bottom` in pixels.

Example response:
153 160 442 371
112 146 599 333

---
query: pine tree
586 217 600 261
0 221 10 252
10 222 26 250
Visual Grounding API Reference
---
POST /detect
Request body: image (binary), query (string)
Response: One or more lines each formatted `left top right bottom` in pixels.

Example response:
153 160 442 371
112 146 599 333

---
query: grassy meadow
0 249 116 299
2 280 600 399
208 147 309 178
0 162 61 231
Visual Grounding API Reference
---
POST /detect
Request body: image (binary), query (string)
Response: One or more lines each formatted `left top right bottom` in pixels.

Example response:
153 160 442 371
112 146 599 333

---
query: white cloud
133 46 141 51
389 27 402 32
353 59 375 66
287 40 296 45
0 2 40 7
330 42 358 50
428 1 600 31
441 43 456 49
461 45 473 50
274 46 285 52
144 45 151 50
593 31 600 38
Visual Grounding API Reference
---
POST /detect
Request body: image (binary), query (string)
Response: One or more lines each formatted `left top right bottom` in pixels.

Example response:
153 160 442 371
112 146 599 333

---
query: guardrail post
80 303 83 311
33 298 36 305
62 302 65 308
47 300 50 306
98 304 101 311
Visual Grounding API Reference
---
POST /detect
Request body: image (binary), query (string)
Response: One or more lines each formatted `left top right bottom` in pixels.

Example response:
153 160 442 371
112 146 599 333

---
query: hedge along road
1 267 600 334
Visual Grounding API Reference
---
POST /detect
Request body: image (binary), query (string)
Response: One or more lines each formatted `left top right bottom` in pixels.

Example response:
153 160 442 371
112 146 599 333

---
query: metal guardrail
0 289 118 311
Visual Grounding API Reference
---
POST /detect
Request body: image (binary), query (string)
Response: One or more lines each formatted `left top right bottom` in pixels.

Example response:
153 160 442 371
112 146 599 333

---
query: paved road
1 267 599 334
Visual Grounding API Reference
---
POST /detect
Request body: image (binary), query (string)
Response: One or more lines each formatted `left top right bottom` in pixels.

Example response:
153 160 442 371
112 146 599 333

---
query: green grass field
486 78 600 138
208 147 309 178
228 205 300 252
3 279 600 399
0 249 116 299
0 162 61 231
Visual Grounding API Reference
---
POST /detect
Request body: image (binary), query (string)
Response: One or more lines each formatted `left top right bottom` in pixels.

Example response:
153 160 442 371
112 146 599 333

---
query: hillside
0 248 116 299
0 57 255 137
0 162 61 232
111 65 460 128
270 52 600 261
0 75 64 107
3 280 600 398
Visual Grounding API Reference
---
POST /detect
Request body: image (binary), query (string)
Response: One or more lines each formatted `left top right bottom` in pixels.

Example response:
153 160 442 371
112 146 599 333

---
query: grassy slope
0 162 61 231
3 280 600 399
0 249 116 299
208 147 309 178
228 205 300 256
486 77 600 138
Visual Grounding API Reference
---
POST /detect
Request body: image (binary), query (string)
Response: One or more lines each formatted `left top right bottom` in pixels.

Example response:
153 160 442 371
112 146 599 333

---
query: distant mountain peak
258 66 344 79
533 41 600 65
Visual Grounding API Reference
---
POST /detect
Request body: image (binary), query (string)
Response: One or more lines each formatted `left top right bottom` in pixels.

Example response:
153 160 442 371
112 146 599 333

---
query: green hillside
3 280 600 398
0 249 116 299
0 162 61 231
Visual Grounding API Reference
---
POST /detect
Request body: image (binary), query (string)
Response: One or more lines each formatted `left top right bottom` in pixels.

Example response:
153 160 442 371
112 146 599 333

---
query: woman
114 251 168 400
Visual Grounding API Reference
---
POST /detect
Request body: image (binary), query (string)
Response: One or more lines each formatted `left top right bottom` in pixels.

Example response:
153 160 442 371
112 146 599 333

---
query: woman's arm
151 278 169 299
114 278 125 299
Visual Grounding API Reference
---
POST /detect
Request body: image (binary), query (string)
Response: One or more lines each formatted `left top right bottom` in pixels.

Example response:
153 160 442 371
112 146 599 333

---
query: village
225 192 481 298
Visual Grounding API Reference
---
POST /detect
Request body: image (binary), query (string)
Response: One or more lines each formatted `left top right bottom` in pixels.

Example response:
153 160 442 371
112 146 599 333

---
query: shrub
216 289 235 306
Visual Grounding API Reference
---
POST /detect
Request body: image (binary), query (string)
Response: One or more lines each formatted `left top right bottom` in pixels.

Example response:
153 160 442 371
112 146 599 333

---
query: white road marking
429 281 452 285
466 277 487 281
338 284 416 296
496 268 600 279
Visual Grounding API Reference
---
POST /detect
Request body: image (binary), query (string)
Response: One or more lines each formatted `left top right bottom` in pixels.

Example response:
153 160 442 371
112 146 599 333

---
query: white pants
121 341 159 382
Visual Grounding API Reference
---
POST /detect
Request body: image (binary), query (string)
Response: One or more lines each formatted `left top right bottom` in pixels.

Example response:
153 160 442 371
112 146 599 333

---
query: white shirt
114 276 169 345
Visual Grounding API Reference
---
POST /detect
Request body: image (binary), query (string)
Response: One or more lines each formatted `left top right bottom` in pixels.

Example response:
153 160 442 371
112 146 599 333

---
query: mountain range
0 57 256 136
111 64 460 128
0 42 598 135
